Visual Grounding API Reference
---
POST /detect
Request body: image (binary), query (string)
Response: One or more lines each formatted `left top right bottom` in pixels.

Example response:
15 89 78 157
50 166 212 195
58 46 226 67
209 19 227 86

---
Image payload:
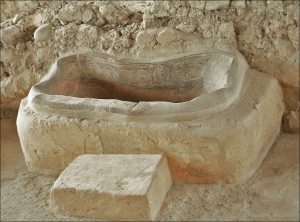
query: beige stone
217 22 237 47
189 1 205 10
148 1 173 17
278 49 299 132
50 154 172 221
81 7 93 23
12 12 27 24
176 22 196 33
34 23 52 43
75 24 98 47
205 1 230 11
284 110 300 133
57 4 82 23
16 49 284 183
156 28 181 44
96 2 129 25
0 25 23 47
231 0 246 9
136 29 156 46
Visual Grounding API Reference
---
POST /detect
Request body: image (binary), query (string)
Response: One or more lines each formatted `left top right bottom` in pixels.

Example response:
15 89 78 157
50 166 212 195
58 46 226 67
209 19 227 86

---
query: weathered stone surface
75 24 98 47
12 12 27 24
205 1 230 11
96 1 129 25
16 50 284 183
50 154 172 221
0 25 23 47
283 110 300 133
148 1 174 17
176 22 197 33
156 27 182 45
231 0 246 9
57 4 82 23
1 1 298 134
135 29 156 46
34 23 52 42
189 1 205 10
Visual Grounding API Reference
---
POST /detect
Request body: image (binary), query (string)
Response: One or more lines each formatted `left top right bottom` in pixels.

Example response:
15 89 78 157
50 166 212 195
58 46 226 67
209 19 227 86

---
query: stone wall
0 0 299 132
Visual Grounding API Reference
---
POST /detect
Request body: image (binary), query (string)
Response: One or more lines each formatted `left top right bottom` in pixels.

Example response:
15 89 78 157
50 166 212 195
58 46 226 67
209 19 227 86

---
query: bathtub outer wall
16 69 284 183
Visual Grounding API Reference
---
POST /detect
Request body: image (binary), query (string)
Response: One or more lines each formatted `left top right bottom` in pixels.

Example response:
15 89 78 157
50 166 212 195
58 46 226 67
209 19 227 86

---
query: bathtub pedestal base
17 69 284 183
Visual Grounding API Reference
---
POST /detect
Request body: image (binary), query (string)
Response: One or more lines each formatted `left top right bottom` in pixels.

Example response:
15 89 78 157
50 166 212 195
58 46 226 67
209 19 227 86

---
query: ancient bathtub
17 48 284 183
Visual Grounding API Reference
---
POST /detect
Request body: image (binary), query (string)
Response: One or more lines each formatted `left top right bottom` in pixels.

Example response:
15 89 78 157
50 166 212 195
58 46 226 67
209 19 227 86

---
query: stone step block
50 154 172 221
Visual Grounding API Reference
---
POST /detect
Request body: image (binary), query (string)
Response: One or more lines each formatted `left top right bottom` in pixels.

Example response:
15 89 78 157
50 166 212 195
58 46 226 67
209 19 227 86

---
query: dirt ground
1 117 299 221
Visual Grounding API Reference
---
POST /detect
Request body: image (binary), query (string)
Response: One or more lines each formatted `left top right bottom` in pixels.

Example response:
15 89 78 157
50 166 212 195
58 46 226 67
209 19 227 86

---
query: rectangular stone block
50 154 172 221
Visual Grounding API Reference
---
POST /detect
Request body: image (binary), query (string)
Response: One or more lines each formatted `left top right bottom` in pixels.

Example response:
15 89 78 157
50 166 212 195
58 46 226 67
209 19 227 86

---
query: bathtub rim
28 47 249 121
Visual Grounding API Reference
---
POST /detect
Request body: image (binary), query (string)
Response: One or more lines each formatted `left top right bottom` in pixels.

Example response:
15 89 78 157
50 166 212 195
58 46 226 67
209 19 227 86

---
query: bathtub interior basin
29 49 248 119
49 53 231 102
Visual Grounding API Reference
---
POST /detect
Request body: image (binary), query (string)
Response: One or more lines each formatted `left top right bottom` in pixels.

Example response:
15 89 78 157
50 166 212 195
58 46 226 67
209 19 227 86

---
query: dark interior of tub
49 54 233 103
